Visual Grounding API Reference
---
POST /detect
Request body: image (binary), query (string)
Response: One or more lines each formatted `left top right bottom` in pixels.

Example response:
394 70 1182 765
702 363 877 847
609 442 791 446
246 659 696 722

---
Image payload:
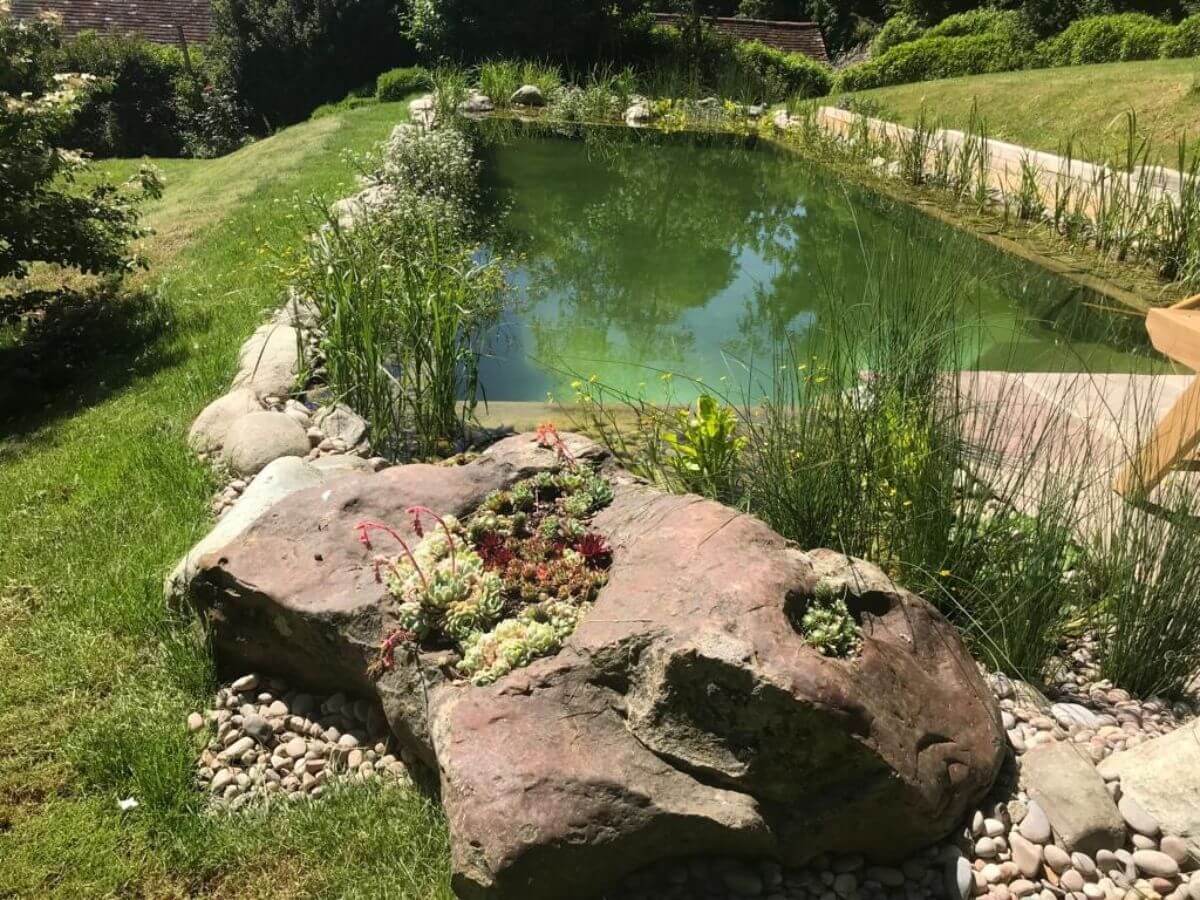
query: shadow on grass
0 286 188 441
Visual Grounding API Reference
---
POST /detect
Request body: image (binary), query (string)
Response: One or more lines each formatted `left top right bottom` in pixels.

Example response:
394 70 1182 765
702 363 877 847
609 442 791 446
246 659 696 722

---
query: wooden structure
1114 294 1200 496
651 13 829 62
8 0 214 44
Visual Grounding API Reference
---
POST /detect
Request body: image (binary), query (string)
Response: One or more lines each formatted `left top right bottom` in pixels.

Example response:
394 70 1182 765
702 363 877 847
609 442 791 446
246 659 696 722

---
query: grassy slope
846 58 1200 166
0 101 455 898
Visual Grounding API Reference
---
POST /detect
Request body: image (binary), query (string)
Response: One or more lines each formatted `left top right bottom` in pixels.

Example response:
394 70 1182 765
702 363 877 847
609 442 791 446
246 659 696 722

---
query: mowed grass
0 100 456 898
845 57 1200 166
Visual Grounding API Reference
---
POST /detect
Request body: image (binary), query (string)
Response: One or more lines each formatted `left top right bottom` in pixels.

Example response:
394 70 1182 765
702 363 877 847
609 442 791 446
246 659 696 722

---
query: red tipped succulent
574 533 612 569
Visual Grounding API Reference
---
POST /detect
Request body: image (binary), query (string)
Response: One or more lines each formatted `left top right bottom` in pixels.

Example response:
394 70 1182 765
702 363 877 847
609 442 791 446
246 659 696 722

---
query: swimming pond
475 125 1160 404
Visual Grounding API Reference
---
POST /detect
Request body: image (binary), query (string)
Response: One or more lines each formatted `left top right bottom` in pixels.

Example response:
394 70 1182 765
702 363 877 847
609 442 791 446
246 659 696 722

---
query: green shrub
377 66 430 101
210 0 414 128
733 41 832 101
1 10 161 285
872 14 925 56
49 31 186 156
1161 14 1200 57
834 32 1030 92
926 8 1027 40
1036 13 1174 66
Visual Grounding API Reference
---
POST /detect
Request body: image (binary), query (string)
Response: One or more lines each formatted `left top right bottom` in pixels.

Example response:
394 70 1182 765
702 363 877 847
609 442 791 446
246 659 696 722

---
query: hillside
0 100 456 897
845 57 1200 166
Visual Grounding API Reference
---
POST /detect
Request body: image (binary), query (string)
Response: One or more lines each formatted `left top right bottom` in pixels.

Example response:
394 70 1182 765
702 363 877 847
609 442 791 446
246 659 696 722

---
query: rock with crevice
184 433 1005 900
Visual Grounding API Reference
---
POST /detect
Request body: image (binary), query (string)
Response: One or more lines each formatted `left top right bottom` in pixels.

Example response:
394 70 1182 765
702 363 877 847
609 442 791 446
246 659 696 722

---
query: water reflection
474 122 1158 403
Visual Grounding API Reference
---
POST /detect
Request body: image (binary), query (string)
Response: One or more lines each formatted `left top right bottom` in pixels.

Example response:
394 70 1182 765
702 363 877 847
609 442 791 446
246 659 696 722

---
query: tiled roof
653 13 829 63
9 0 213 43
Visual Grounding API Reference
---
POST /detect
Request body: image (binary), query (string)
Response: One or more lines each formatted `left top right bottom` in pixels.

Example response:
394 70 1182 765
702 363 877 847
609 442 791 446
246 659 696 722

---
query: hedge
734 40 831 101
834 32 1029 92
377 66 431 101
1035 14 1174 67
1160 14 1200 57
871 14 925 56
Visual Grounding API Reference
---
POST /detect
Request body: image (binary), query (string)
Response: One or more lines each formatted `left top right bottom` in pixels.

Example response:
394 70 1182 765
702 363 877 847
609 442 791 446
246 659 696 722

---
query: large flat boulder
1021 742 1125 854
184 433 1005 900
166 455 355 604
1098 722 1200 857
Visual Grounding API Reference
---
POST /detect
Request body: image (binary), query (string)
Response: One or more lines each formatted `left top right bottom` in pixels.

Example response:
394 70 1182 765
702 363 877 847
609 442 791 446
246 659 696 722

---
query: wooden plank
1146 308 1200 371
1114 374 1200 496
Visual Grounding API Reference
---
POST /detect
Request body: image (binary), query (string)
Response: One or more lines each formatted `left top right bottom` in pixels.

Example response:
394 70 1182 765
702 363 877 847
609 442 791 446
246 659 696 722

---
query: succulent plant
801 586 862 658
459 617 562 685
364 462 617 685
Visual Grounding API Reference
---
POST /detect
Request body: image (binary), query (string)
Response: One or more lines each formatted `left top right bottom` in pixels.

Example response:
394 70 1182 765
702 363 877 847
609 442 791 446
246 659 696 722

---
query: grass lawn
844 57 1200 166
0 100 456 898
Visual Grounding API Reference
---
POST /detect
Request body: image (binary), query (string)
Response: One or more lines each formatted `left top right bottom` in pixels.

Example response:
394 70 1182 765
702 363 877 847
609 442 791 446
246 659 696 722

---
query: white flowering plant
1 7 161 283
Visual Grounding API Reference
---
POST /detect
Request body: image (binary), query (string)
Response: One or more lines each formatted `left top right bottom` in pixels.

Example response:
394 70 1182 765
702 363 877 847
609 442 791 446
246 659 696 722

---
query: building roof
8 0 213 44
652 13 828 63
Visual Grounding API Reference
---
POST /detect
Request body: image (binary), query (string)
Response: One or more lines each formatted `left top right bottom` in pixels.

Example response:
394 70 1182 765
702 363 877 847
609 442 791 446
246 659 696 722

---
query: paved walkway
958 370 1199 532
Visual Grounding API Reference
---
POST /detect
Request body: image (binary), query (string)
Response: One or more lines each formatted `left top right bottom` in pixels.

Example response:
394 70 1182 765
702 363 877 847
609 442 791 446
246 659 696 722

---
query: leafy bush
1036 13 1174 66
872 14 925 56
404 0 650 65
210 0 413 128
49 31 185 156
1161 13 1200 56
926 8 1028 40
663 394 745 502
733 40 832 101
834 31 1030 92
1 11 161 284
377 66 430 101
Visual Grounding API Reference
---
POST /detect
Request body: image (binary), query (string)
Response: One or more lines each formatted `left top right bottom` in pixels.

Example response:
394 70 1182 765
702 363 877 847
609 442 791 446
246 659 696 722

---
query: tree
0 6 160 284
210 0 414 128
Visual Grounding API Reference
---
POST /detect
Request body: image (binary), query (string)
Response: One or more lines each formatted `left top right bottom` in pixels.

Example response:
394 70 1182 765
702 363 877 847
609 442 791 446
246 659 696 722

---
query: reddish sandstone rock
185 433 1005 900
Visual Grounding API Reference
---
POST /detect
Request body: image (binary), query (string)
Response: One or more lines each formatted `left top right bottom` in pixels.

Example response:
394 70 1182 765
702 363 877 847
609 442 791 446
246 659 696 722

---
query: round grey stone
221 411 310 476
1132 850 1179 878
1118 795 1160 837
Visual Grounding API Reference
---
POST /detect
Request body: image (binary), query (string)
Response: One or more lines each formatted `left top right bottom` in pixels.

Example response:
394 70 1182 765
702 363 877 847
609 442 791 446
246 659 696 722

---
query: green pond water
476 124 1158 404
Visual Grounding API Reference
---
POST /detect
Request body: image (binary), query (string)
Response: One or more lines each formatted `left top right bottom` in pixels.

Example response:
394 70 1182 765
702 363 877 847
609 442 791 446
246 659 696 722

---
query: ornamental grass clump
361 433 614 685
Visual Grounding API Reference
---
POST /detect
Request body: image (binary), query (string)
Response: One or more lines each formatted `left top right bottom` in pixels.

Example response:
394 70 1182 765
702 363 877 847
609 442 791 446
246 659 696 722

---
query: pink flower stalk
354 520 428 592
406 506 458 573
535 422 575 468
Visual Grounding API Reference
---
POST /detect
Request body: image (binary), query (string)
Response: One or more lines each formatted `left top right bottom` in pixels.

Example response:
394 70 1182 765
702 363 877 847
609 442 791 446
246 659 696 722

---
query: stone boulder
1021 741 1124 854
220 410 310 476
313 402 368 449
232 323 301 399
1099 722 1200 857
188 387 262 454
460 90 494 115
329 183 398 230
625 102 653 127
409 93 436 128
184 433 1005 900
510 84 546 107
166 455 357 604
